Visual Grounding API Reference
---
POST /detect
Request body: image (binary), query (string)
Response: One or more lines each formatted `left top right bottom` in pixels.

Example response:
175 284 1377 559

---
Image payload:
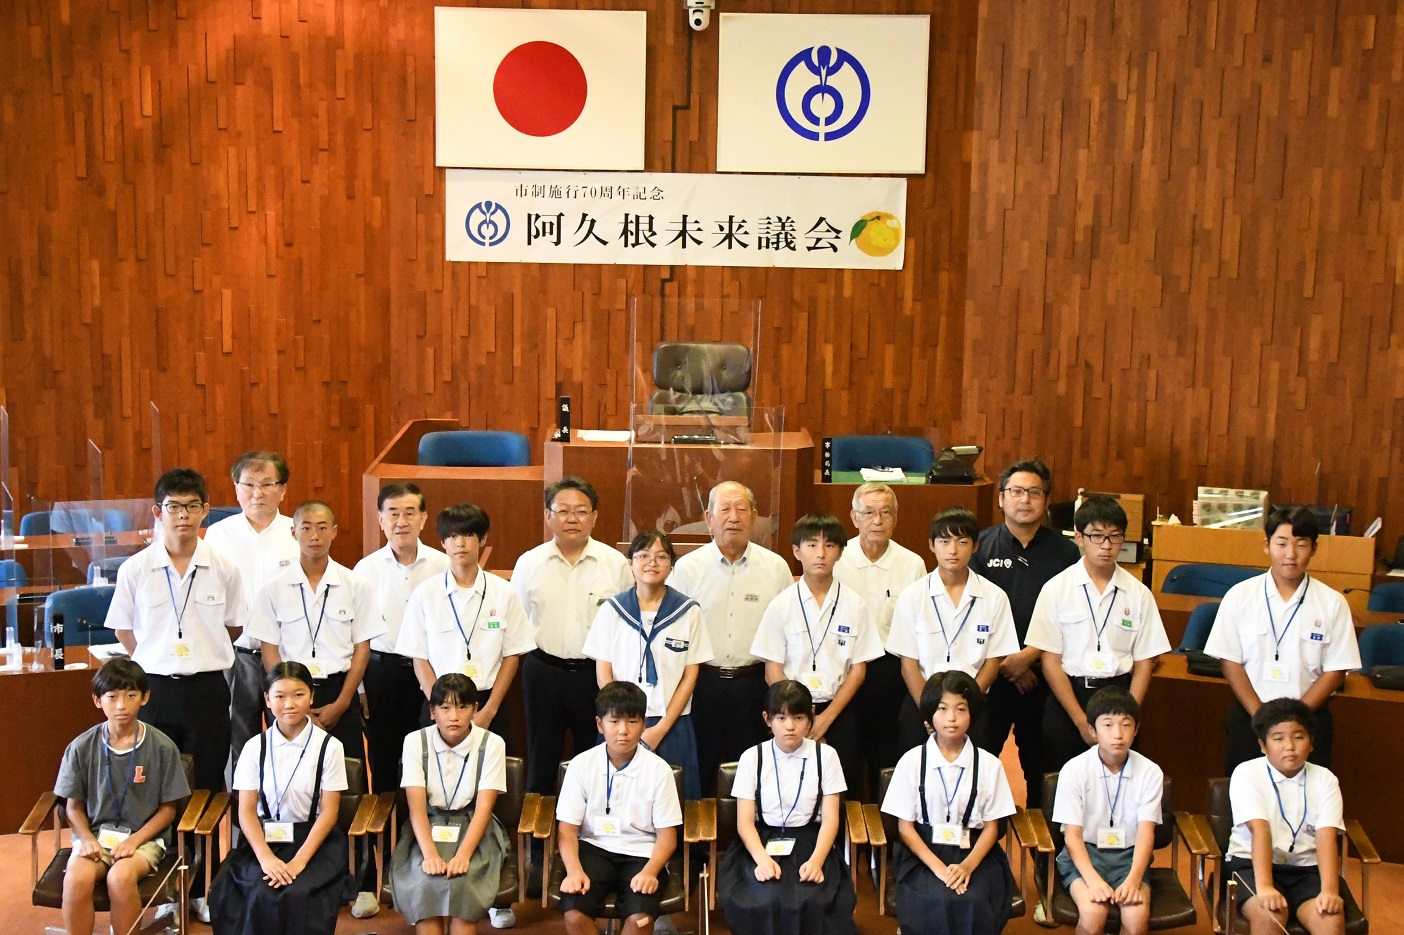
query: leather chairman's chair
1357 623 1404 670
1176 602 1220 653
1160 564 1259 599
44 585 119 648
647 342 752 418
417 430 531 467
829 435 936 475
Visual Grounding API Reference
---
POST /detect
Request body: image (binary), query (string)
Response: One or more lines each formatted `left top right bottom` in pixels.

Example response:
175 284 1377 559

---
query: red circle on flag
493 41 588 138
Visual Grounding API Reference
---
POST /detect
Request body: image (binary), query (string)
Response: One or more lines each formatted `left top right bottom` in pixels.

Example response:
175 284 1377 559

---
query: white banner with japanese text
444 169 907 269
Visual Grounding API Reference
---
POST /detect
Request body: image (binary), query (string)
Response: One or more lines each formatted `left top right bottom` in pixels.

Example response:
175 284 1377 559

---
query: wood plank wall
0 0 976 564
966 0 1404 535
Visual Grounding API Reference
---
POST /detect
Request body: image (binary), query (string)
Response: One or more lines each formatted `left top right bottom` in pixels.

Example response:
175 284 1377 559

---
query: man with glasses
833 481 926 794
106 468 244 794
512 477 632 795
1025 495 1170 772
203 451 298 784
971 458 1080 794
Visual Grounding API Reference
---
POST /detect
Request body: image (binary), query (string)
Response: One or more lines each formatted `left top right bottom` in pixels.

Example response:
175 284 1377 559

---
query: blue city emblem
465 200 510 247
775 45 871 142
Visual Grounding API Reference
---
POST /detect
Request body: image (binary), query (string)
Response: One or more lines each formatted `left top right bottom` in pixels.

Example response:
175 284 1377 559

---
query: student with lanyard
717 680 855 935
583 530 713 799
750 514 884 798
887 508 1020 755
211 662 350 935
392 673 510 934
880 671 1018 935
1204 506 1360 774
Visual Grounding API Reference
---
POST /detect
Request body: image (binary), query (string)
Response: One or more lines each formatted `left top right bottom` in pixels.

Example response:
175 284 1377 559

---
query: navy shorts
558 840 668 920
1225 858 1325 915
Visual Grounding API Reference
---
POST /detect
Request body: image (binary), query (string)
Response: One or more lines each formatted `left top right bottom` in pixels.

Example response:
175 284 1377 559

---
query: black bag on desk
1185 650 1224 679
926 451 976 484
1368 666 1404 691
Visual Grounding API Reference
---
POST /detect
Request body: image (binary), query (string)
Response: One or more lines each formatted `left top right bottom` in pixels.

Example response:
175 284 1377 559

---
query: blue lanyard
1099 757 1127 826
1268 764 1309 852
771 741 808 829
163 567 198 639
267 723 313 821
796 582 842 672
297 583 330 658
446 573 487 661
936 764 966 823
604 752 635 815
433 731 474 810
930 578 978 663
1264 578 1309 662
1081 584 1120 651
101 723 143 826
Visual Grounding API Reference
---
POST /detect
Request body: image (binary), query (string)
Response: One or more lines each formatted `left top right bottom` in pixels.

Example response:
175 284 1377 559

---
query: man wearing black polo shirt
970 458 1079 795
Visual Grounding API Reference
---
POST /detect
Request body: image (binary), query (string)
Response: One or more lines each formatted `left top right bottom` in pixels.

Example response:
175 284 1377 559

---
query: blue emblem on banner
465 200 510 247
775 45 871 142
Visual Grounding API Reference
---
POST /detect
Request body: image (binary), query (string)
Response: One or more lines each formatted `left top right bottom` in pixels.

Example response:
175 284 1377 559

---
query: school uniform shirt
203 511 299 649
1051 747 1163 843
749 581 884 704
106 539 244 676
233 720 349 824
833 538 927 643
581 599 714 717
352 542 451 654
555 744 683 859
400 726 507 810
732 738 846 828
1203 574 1360 703
886 571 1021 680
511 538 633 660
245 560 384 678
1025 561 1171 679
971 524 1082 642
668 541 795 668
54 723 191 847
395 570 535 689
1226 756 1344 867
881 736 1016 829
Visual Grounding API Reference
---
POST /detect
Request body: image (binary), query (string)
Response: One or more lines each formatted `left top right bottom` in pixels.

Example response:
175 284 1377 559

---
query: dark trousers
985 671 1050 798
522 650 600 794
364 650 422 793
1224 697 1335 775
851 652 906 800
693 665 769 796
815 699 860 798
227 648 266 785
1042 673 1133 775
145 670 231 793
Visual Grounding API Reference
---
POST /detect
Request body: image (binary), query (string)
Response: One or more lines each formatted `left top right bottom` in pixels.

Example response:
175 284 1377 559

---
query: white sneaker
192 896 211 924
488 907 518 928
351 890 381 918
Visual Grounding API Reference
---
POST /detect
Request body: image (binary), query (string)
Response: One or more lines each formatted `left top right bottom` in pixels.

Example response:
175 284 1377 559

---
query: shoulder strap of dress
918 741 930 826
257 728 271 820
308 731 333 821
469 730 490 805
421 727 432 781
962 743 981 828
811 741 824 823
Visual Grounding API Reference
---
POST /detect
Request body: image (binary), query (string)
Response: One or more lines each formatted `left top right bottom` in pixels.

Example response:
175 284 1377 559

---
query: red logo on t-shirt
133 766 146 784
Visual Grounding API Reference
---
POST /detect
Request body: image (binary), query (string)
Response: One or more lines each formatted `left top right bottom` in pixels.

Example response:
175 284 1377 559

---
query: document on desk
860 467 907 482
87 644 129 662
575 430 633 443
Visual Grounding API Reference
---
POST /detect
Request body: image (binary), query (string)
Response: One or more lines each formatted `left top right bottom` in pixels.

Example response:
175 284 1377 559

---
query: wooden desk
1140 652 1404 862
361 419 546 570
804 474 997 557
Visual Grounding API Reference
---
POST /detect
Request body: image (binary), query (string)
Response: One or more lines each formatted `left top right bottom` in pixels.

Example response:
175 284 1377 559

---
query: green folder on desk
828 470 928 485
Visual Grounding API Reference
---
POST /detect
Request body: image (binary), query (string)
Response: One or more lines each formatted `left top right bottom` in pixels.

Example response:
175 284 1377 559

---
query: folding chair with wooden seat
1192 777 1378 934
1018 771 1202 930
22 754 212 933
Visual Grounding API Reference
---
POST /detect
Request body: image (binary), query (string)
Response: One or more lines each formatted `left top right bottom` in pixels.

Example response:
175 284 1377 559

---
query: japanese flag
435 8 647 170
716 13 930 174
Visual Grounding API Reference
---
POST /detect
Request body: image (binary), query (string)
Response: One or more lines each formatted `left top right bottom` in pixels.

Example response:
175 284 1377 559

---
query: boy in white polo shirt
1025 496 1170 773
1204 507 1360 774
751 513 884 793
888 507 1019 754
555 681 683 935
396 503 534 740
1225 698 1346 935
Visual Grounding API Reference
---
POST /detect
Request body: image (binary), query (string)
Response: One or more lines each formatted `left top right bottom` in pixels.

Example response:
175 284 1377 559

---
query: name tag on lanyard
765 838 796 856
431 824 462 843
96 825 132 849
263 821 295 843
928 823 971 848
1097 826 1130 849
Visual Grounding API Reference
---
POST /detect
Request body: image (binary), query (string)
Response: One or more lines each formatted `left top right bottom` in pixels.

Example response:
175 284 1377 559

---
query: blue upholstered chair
1366 582 1404 614
829 435 936 475
1358 623 1404 670
1176 601 1220 653
44 586 119 648
20 508 107 536
86 557 128 585
417 430 531 467
1159 563 1259 598
0 559 26 587
201 506 242 528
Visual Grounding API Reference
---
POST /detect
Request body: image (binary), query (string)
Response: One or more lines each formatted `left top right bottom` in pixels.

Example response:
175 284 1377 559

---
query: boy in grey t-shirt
55 659 190 935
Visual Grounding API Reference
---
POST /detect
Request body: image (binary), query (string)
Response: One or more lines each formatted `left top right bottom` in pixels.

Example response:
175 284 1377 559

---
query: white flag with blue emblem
716 13 930 175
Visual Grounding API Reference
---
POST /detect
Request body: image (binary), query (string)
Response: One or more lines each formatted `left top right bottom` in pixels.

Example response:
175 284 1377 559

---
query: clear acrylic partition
627 296 765 420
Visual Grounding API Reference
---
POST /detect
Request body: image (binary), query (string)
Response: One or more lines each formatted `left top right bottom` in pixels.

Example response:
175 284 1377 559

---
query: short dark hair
430 673 480 708
154 468 207 505
264 661 315 693
595 680 647 719
229 451 289 485
545 476 599 511
437 503 490 541
627 530 676 565
1085 686 1141 726
763 679 814 720
1252 697 1315 743
999 458 1052 494
1074 495 1127 534
929 507 979 541
92 658 148 696
790 513 847 550
919 670 984 725
1264 506 1319 544
378 481 425 511
293 500 335 523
